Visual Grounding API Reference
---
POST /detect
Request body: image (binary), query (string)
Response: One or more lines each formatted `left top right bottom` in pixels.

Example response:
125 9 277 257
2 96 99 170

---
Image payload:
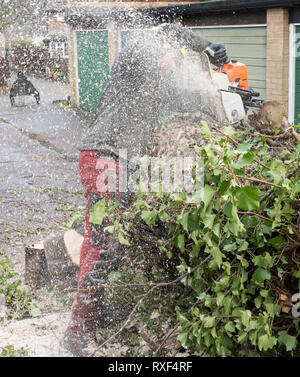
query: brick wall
48 14 69 32
266 8 289 114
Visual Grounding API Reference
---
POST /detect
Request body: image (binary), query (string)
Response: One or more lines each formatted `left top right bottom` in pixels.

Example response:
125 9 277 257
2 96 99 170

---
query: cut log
25 229 83 290
43 230 82 288
260 101 284 130
25 243 49 290
63 229 82 266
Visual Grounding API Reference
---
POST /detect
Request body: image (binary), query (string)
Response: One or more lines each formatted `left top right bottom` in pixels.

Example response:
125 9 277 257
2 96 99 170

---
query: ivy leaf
268 235 286 250
258 334 277 351
223 243 237 252
218 180 231 195
251 268 271 284
187 212 201 232
179 212 189 232
278 331 297 351
264 303 281 317
237 255 249 268
212 221 221 237
104 225 115 234
118 232 130 246
225 321 235 333
202 185 215 212
254 295 262 309
237 240 249 252
203 316 216 328
203 213 216 230
237 332 248 344
223 201 233 218
207 246 224 268
141 209 158 226
233 152 256 169
175 233 185 252
293 270 300 278
89 198 106 225
177 332 188 348
266 161 286 184
236 142 252 152
216 292 225 306
260 290 269 298
107 271 122 282
241 310 251 327
224 125 235 137
235 186 260 211
199 120 211 138
252 252 273 268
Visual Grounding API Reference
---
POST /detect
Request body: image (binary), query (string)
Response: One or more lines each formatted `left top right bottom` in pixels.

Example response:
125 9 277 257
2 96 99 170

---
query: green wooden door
76 30 109 113
192 27 267 99
295 26 300 125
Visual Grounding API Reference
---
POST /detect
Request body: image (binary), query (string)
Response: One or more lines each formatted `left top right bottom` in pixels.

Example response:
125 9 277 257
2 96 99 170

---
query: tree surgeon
63 23 228 357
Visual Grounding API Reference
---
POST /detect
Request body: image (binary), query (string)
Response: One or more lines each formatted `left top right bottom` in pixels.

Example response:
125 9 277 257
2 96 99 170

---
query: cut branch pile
92 103 300 356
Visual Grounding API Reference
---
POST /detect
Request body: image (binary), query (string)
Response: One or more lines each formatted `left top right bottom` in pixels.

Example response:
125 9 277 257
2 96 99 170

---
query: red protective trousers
67 150 125 337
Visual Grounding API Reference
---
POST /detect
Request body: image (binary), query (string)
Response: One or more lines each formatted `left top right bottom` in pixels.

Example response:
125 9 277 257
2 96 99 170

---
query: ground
0 74 94 356
0 74 94 275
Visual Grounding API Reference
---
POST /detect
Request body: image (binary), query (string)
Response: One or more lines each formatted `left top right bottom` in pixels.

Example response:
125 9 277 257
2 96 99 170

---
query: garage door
295 25 300 125
192 26 267 100
76 30 109 113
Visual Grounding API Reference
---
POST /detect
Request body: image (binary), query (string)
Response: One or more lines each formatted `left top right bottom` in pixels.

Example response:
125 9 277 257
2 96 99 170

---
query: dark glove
85 251 121 286
205 43 229 67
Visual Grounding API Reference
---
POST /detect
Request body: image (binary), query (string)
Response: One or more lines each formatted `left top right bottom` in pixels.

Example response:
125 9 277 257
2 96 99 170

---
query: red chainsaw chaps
67 150 127 339
77 150 125 286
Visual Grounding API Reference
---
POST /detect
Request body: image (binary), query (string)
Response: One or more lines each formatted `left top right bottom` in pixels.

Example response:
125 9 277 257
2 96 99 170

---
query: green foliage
0 249 32 319
89 198 106 225
57 204 85 232
105 127 300 356
12 38 34 48
49 63 69 82
0 345 29 357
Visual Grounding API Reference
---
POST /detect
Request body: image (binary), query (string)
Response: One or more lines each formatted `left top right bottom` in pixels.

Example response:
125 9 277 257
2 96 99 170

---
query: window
49 41 68 58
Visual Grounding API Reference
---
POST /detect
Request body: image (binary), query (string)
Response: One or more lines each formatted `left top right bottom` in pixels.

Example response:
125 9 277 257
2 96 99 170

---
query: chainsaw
203 46 264 123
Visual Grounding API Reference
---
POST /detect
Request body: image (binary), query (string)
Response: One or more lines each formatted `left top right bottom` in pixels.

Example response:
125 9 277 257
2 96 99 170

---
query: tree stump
25 230 83 290
25 243 49 290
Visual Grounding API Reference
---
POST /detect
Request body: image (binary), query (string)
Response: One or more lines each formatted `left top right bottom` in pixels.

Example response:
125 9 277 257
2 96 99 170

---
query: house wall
183 10 266 27
48 13 69 32
266 8 289 114
183 7 291 115
191 26 267 100
65 3 297 119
